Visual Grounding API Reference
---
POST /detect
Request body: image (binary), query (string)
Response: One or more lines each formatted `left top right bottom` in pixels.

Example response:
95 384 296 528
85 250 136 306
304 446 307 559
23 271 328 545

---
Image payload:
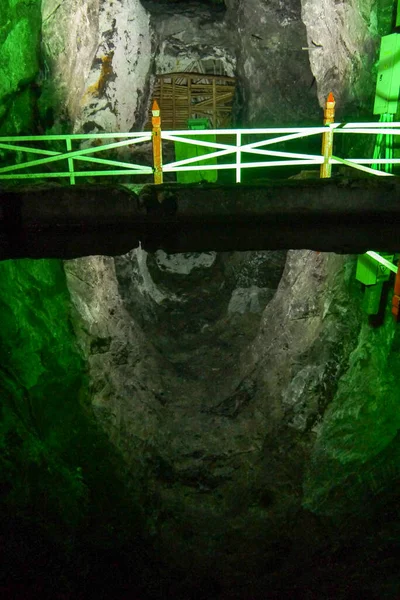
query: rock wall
41 0 153 132
145 1 236 76
301 0 378 114
304 305 400 516
225 0 320 125
63 255 176 477
223 0 379 123
0 258 160 598
0 0 41 134
64 248 387 597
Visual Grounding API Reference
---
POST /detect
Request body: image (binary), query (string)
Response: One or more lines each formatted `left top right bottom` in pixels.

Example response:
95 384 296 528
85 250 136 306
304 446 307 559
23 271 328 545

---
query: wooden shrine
146 72 236 129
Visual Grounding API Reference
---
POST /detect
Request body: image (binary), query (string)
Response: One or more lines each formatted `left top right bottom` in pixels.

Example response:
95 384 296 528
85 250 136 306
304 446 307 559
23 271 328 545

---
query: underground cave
1 1 400 599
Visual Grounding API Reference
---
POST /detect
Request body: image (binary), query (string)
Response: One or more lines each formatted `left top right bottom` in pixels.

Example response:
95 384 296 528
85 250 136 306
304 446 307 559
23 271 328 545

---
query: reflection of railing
2 122 400 184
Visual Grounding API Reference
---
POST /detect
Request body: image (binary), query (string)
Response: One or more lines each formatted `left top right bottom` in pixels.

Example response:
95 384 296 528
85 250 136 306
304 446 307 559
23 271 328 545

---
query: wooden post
152 99 163 185
320 92 335 179
188 75 192 123
212 77 217 128
172 75 176 129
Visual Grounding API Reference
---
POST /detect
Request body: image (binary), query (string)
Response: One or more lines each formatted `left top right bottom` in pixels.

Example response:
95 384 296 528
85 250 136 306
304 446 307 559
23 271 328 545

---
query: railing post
236 132 241 183
320 92 335 178
66 137 75 185
152 100 163 184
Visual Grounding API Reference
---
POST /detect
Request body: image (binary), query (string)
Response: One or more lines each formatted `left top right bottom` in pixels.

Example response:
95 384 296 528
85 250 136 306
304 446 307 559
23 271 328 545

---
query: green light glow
373 34 400 115
0 258 144 557
372 114 394 173
0 169 152 179
236 132 241 183
174 119 218 183
0 132 152 140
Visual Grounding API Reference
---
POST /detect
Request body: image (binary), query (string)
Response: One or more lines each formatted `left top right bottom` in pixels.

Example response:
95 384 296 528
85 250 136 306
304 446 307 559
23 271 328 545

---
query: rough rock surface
145 0 236 76
0 0 41 134
301 0 378 113
65 248 392 597
0 258 159 599
304 306 400 517
225 0 320 125
64 254 175 475
41 0 152 132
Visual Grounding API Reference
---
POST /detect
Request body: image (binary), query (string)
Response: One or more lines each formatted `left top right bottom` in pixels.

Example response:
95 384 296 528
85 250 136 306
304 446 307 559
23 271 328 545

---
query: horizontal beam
0 137 151 174
0 133 152 141
1 179 400 259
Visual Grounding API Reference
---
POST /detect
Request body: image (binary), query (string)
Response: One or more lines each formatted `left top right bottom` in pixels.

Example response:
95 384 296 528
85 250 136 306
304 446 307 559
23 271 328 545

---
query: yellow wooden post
152 99 163 184
320 92 335 178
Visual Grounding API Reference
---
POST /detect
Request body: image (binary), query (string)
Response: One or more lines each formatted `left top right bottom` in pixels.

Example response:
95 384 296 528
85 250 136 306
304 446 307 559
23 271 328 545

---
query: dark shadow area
2 179 400 259
2 506 400 599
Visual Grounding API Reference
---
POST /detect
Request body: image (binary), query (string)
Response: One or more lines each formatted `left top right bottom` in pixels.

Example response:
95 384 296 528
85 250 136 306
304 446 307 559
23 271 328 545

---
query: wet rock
64 254 176 468
304 304 400 517
155 250 217 275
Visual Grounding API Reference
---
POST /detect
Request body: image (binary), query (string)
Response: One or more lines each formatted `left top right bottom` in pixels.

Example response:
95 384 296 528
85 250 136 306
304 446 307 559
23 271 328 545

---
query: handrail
1 123 400 184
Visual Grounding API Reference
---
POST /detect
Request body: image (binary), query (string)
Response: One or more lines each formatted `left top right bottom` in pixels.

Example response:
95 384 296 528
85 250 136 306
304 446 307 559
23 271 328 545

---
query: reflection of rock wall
41 0 152 132
301 0 378 113
304 305 400 517
64 247 365 593
64 254 177 471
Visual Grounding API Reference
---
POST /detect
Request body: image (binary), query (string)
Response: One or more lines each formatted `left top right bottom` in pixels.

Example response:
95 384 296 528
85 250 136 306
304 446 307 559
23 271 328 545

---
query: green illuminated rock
304 307 400 516
0 259 87 524
0 259 144 559
0 0 41 134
